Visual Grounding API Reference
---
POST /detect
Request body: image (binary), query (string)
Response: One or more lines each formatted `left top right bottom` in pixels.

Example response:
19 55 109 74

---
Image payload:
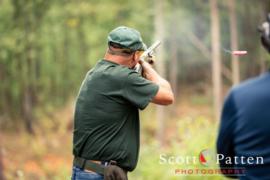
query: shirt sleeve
123 71 159 110
216 90 238 178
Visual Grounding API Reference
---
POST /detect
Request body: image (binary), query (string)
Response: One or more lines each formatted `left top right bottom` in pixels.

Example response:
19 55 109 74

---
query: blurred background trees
1 0 270 133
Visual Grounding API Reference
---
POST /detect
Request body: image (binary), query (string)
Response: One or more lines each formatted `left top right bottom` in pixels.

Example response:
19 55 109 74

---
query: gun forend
140 40 161 61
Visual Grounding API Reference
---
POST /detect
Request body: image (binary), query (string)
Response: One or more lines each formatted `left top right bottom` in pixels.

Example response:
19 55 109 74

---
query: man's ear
128 53 136 67
134 51 141 61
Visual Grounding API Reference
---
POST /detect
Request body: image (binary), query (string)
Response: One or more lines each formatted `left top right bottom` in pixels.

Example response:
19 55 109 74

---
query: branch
184 30 232 81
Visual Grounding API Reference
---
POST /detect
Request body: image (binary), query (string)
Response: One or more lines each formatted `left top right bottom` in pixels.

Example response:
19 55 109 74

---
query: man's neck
104 53 130 67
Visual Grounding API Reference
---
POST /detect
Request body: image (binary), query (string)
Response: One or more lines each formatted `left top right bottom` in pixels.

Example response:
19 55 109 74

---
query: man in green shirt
72 26 174 180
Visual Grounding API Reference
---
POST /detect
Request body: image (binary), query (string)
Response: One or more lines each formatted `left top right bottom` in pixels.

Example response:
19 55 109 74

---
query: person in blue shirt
217 14 270 179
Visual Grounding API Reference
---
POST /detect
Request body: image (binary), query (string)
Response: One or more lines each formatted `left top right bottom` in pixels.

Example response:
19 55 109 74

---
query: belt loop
81 158 86 169
101 161 109 166
76 157 86 169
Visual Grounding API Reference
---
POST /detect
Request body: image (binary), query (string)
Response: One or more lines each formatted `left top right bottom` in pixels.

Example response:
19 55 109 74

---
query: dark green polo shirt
72 59 159 171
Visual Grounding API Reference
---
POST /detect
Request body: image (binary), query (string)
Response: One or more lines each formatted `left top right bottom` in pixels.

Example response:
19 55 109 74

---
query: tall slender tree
154 0 166 146
228 0 240 85
210 0 222 120
169 0 179 103
0 148 4 180
10 0 51 134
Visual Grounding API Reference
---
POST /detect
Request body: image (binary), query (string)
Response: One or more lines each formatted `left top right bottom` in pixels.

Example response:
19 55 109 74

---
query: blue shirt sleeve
217 90 238 178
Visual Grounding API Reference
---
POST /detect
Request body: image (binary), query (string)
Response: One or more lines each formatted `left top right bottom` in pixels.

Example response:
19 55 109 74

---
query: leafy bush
130 115 227 180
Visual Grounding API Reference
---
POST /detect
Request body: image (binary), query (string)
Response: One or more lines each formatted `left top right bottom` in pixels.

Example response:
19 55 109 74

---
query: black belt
73 157 118 175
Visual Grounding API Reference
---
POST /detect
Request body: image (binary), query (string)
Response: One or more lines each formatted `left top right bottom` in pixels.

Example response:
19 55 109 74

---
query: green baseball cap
108 26 146 51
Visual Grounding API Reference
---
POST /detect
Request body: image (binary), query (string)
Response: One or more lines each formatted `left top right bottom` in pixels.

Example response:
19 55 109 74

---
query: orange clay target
223 48 248 56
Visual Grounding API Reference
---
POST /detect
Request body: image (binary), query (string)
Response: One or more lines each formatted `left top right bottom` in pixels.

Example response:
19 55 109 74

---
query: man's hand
104 165 127 180
139 60 157 81
145 55 155 65
139 60 174 105
259 13 270 53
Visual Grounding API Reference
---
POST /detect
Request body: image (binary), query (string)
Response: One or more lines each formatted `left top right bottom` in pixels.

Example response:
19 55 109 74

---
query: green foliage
0 0 153 128
130 115 227 180
1 0 269 130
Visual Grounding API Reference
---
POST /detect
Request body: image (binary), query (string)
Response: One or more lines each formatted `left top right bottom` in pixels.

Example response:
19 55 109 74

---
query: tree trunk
77 16 89 73
169 0 178 103
0 62 6 118
169 41 178 101
154 0 166 147
0 148 4 180
228 0 240 85
21 6 35 135
210 0 222 120
22 88 35 134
